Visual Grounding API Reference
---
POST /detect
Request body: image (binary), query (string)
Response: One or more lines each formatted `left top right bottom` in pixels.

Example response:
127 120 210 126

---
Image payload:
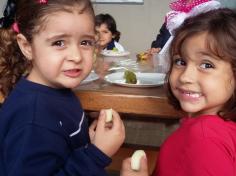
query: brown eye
52 40 65 47
174 58 186 66
81 40 95 47
200 63 214 69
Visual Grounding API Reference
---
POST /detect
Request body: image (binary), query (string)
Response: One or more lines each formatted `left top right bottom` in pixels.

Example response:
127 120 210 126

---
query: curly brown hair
0 28 30 98
165 8 236 120
0 0 94 98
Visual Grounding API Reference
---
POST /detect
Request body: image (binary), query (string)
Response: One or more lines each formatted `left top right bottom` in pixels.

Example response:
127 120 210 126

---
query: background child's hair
165 8 236 120
95 13 121 42
0 0 94 98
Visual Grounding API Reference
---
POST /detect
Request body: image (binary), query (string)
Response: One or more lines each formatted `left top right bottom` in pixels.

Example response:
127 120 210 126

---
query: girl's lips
177 88 203 101
64 69 82 78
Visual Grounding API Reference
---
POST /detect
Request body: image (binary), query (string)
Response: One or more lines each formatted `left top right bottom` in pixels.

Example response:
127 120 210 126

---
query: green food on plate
124 70 137 84
112 47 119 52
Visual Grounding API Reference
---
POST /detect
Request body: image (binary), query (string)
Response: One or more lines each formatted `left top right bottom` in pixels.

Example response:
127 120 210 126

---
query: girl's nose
69 47 81 63
72 55 81 63
179 65 196 84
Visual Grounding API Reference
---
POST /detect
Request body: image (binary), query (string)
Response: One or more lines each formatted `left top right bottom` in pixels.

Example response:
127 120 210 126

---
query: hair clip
12 22 19 33
38 0 48 4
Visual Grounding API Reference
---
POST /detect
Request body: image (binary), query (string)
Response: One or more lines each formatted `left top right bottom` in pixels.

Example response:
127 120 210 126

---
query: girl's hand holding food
121 156 149 176
89 109 125 157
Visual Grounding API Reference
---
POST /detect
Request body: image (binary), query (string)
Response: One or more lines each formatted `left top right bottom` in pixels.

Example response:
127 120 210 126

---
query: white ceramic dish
101 50 130 57
81 71 99 84
104 72 166 88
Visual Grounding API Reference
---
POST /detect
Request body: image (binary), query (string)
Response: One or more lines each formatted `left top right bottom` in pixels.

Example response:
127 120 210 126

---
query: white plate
101 50 130 57
81 71 99 84
104 72 166 87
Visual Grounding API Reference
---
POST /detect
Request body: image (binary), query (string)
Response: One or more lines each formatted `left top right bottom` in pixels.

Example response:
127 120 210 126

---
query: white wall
93 0 171 53
218 0 236 8
0 1 5 15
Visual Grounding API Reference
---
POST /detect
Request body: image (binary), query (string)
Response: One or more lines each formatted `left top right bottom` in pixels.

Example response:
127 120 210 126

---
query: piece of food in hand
131 150 146 171
124 70 137 84
136 52 150 62
105 109 113 122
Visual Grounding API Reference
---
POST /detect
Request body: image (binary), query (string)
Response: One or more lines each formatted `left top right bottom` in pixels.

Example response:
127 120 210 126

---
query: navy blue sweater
0 77 111 176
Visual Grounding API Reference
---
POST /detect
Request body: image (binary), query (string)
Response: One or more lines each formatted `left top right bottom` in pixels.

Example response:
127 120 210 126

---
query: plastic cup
152 53 169 73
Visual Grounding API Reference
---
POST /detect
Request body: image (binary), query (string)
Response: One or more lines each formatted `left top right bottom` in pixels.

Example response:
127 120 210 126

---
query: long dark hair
0 0 94 98
165 8 236 120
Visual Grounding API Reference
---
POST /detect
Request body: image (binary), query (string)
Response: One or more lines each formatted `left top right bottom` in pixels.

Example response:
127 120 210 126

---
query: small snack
131 150 146 171
112 47 119 52
124 70 137 84
136 52 150 62
105 108 113 122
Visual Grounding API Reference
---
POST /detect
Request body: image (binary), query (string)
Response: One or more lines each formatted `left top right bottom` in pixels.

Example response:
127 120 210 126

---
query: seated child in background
121 8 236 176
149 0 221 54
95 13 125 53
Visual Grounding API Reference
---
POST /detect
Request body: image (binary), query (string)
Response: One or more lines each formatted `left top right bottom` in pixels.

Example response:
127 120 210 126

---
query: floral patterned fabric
169 0 211 12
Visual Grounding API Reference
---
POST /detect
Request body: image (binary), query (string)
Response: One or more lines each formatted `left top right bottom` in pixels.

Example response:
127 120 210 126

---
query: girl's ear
16 34 33 60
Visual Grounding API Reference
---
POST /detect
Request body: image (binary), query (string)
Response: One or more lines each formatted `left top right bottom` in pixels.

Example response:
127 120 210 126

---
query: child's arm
2 124 112 176
89 109 125 157
151 23 171 49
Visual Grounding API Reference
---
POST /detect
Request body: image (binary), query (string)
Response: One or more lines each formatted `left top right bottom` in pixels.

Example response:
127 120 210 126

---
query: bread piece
105 109 113 122
131 150 146 171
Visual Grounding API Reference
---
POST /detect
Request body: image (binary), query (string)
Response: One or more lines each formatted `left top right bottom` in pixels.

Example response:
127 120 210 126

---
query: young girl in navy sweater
0 0 125 175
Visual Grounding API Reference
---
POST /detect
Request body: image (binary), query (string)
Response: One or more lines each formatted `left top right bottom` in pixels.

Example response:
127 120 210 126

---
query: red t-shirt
156 115 236 176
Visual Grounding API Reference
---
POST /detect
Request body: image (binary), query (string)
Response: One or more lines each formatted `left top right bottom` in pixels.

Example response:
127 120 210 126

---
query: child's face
23 10 95 88
169 32 235 117
95 23 113 49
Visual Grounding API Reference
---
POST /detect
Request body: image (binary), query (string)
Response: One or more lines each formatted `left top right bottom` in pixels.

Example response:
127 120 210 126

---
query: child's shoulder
194 114 236 129
183 115 236 141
